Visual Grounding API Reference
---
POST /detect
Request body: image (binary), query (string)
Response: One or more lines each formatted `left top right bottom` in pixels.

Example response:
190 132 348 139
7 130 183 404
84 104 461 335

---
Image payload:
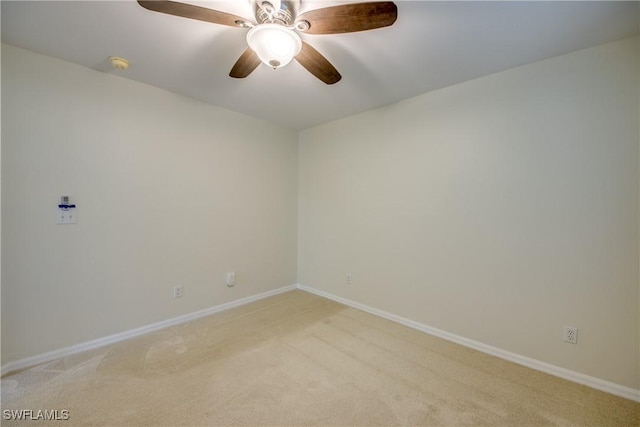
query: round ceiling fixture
246 23 302 69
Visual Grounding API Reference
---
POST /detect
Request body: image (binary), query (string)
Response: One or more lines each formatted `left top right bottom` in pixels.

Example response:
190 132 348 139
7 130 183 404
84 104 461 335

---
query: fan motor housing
254 0 300 26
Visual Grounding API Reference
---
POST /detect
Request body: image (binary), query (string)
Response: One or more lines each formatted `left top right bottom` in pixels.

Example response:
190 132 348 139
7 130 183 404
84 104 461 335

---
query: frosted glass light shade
247 23 302 69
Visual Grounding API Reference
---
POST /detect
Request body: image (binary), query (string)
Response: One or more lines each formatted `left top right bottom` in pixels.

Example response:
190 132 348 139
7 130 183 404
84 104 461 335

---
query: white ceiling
2 1 638 130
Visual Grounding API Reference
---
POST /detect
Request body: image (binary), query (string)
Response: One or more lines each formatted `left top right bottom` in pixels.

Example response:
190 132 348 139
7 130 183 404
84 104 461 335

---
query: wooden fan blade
138 1 247 27
297 1 397 35
295 42 341 85
229 48 261 79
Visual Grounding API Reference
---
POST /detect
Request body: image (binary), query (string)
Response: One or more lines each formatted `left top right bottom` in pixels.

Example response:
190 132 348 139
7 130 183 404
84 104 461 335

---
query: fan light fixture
246 23 302 69
138 0 398 84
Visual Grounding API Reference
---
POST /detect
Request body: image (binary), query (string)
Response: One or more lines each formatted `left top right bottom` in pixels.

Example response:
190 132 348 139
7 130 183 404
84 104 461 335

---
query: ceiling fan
138 0 398 84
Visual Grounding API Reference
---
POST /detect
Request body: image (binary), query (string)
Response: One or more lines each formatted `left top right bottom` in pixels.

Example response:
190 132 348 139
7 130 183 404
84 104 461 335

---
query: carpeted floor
1 290 638 426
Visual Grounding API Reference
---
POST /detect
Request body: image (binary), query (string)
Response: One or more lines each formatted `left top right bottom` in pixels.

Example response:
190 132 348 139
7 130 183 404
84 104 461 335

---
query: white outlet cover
227 272 236 287
564 326 578 344
57 206 77 224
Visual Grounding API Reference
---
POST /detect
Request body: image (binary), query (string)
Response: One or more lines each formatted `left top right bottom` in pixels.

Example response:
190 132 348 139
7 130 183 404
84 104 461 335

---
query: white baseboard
1 284 297 376
296 284 640 403
4 283 638 402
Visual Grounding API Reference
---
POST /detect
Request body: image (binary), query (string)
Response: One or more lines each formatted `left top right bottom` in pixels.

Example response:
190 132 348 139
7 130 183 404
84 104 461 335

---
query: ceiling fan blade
138 1 247 27
295 42 341 85
229 48 261 79
297 1 397 35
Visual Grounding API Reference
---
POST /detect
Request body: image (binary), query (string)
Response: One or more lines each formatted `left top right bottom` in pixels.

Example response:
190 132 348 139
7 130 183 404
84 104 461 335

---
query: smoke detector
109 56 129 71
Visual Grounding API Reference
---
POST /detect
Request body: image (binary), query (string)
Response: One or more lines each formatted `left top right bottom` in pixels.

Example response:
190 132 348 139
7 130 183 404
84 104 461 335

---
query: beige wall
298 37 639 389
1 44 299 363
3 37 639 392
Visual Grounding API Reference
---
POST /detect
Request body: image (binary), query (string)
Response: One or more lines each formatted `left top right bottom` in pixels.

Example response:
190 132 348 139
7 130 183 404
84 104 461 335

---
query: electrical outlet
563 326 578 344
57 198 77 224
346 274 352 285
226 272 236 287
173 286 183 298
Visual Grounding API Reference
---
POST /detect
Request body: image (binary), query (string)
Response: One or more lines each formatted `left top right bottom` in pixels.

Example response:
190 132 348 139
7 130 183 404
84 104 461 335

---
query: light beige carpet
1 290 638 426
